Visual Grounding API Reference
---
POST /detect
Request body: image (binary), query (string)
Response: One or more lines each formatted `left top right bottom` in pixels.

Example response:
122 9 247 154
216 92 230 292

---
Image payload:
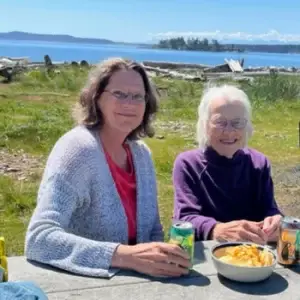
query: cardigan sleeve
25 134 121 278
172 154 217 241
150 207 164 242
25 173 121 278
139 140 164 242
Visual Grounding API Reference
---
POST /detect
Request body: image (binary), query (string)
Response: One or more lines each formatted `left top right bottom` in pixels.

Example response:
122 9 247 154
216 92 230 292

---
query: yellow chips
219 244 274 267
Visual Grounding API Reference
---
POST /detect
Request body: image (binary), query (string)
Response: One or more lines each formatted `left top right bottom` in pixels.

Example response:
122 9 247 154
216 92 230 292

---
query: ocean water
1 39 300 68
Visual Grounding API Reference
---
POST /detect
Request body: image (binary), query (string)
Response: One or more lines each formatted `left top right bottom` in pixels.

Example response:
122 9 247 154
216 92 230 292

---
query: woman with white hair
172 84 283 244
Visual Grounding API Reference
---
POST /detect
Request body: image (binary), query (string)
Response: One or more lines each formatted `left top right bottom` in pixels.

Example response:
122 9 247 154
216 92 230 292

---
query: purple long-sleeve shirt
172 146 282 241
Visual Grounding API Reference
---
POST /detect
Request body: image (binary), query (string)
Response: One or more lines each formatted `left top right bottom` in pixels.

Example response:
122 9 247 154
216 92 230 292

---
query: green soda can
169 221 194 268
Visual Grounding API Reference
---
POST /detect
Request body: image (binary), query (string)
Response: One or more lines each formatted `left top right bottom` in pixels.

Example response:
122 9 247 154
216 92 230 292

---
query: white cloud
148 30 300 43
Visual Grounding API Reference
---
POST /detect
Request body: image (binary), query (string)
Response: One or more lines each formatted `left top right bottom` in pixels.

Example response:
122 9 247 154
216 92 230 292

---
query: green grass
1 67 300 255
0 176 36 255
0 96 74 154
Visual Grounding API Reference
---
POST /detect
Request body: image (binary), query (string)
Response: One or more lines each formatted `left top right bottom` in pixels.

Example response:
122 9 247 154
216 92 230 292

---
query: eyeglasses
104 89 147 104
211 117 248 130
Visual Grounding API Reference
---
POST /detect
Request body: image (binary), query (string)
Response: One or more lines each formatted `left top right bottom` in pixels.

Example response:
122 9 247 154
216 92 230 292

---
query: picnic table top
7 240 300 300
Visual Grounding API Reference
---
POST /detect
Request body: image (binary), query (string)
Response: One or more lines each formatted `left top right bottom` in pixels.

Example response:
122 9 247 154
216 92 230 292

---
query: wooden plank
225 58 244 72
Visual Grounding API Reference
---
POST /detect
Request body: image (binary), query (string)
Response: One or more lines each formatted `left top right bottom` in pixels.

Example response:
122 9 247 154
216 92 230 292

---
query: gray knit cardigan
25 125 164 278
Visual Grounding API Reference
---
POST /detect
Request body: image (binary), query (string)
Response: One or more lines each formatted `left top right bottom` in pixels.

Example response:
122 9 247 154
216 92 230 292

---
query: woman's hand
262 214 282 242
211 220 268 244
111 242 191 277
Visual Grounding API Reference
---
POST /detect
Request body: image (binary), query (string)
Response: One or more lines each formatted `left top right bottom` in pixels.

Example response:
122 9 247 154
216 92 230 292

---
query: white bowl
211 242 277 283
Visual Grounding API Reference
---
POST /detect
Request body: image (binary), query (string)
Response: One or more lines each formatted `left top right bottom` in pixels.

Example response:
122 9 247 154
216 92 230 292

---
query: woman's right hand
211 220 267 244
111 242 192 277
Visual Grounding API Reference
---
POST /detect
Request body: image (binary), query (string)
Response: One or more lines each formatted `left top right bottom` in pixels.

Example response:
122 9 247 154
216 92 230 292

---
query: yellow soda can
0 236 8 282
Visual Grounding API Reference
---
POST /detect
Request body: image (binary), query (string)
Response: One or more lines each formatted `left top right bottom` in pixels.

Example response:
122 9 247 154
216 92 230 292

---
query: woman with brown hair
25 58 191 278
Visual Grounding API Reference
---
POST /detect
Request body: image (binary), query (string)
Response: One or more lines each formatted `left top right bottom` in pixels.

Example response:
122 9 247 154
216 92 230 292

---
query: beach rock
44 55 52 67
80 60 89 67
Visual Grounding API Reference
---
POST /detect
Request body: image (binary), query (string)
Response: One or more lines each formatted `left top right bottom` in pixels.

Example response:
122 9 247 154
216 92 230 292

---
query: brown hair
73 57 158 140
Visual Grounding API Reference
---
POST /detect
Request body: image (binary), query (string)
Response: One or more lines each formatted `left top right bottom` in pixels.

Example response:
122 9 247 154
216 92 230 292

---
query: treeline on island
153 37 240 52
153 37 300 53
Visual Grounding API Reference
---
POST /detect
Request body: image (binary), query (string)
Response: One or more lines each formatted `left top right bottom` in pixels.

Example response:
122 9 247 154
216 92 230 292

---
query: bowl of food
211 242 277 283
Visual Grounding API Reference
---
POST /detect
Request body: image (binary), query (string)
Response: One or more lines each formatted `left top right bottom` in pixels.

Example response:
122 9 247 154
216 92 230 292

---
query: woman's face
207 97 249 158
98 69 146 137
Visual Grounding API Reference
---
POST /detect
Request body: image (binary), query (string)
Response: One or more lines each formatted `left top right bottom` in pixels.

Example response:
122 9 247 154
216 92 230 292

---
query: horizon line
2 30 300 45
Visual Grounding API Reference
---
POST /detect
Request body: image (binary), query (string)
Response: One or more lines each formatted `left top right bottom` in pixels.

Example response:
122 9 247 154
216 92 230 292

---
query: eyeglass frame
103 89 148 104
210 117 248 130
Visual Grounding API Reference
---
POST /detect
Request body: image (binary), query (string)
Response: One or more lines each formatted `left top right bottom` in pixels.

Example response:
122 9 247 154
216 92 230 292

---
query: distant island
0 31 147 47
153 37 243 52
154 37 300 54
2 31 300 54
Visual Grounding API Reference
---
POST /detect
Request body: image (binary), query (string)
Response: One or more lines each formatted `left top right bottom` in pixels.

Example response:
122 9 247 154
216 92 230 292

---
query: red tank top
104 144 137 245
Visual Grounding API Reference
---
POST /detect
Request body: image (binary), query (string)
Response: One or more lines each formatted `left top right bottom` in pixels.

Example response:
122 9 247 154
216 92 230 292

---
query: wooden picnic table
7 241 300 299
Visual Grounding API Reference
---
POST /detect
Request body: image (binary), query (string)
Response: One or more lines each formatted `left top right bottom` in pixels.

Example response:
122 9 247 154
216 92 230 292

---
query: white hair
196 84 253 148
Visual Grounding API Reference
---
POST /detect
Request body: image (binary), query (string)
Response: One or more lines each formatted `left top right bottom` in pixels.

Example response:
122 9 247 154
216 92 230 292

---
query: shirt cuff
202 219 218 240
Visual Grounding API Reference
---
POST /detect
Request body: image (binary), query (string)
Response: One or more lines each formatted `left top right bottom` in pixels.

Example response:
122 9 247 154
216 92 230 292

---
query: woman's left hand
262 214 282 242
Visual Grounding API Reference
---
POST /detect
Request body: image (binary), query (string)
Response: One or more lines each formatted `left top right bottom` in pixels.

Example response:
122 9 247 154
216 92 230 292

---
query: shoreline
2 56 300 83
141 60 300 72
5 57 300 73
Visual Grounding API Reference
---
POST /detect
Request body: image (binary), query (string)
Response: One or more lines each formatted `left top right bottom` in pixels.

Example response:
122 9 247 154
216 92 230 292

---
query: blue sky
1 0 300 43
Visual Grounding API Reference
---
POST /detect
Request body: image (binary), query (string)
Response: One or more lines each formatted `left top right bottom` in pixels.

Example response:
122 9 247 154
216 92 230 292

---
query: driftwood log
0 67 13 82
143 60 210 70
0 57 29 82
144 65 206 82
2 54 300 84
